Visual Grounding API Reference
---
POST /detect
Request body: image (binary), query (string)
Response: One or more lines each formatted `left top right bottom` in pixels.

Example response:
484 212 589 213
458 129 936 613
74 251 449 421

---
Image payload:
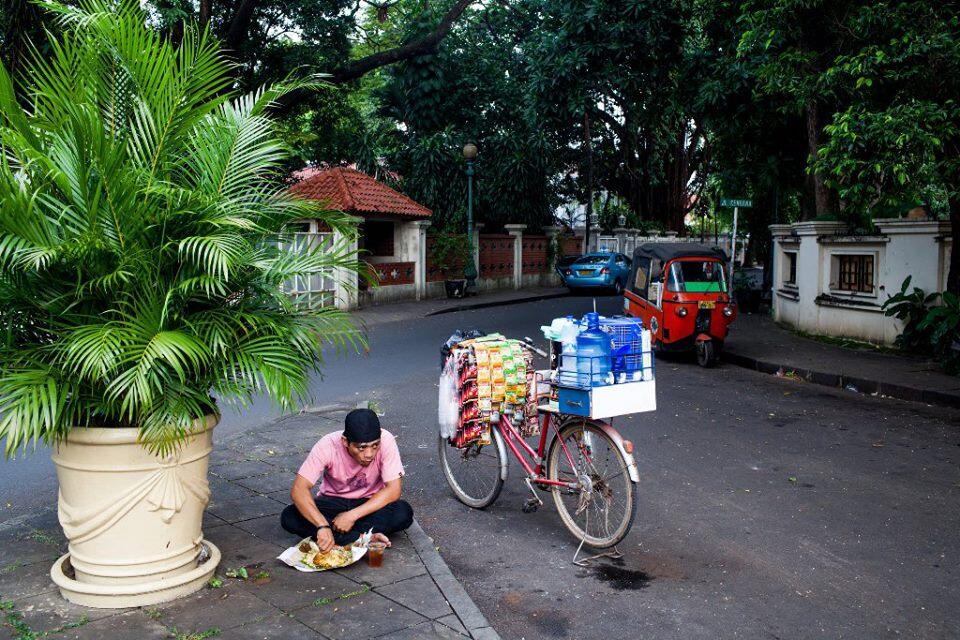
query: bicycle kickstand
522 478 544 513
572 539 624 567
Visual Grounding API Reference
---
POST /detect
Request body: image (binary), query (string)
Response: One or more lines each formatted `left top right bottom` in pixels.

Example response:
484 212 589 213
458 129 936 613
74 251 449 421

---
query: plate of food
278 531 371 572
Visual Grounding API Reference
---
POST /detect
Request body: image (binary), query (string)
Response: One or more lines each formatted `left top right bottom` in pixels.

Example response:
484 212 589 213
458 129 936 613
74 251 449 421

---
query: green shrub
0 0 362 456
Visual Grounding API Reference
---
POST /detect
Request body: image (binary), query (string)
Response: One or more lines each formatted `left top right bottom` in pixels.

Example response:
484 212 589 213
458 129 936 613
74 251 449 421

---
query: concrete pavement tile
0 559 57 601
265 489 292 504
436 614 468 635
292 588 425 640
207 495 284 523
153 583 271 634
203 511 229 531
207 523 286 573
235 514 298 548
227 613 327 639
209 446 246 466
209 478 261 504
8 591 122 635
210 460 276 480
375 575 453 620
376 620 470 639
238 563 360 612
469 626 500 640
236 471 295 495
262 452 308 472
337 534 426 588
56 610 169 639
0 529 65 566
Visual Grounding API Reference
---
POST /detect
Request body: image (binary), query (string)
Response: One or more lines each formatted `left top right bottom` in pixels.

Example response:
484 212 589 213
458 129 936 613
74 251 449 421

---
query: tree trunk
948 193 960 295
224 0 259 55
805 99 832 219
199 0 211 30
583 111 594 250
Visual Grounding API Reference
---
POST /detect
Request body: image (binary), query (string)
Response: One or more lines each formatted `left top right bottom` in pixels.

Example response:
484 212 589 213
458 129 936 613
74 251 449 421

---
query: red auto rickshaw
623 243 737 367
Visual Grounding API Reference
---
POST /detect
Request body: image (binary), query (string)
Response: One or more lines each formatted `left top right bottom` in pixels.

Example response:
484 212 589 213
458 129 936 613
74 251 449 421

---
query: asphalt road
2 295 958 639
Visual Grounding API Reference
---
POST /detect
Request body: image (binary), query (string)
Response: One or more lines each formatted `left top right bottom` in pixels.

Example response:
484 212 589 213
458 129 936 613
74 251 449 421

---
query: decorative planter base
51 541 220 608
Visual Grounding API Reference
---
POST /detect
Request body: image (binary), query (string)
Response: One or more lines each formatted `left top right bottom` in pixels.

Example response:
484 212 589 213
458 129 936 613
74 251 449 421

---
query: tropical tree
0 0 361 456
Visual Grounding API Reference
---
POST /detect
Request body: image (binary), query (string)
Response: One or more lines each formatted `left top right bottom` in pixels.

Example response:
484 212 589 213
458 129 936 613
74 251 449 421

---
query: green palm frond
0 0 363 456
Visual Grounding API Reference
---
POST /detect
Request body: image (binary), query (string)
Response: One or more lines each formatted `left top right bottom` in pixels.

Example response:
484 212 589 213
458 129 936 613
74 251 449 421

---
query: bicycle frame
495 411 583 489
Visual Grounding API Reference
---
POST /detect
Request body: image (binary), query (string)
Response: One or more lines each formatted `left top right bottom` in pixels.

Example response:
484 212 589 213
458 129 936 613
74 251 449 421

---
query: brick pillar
413 220 431 300
504 224 526 290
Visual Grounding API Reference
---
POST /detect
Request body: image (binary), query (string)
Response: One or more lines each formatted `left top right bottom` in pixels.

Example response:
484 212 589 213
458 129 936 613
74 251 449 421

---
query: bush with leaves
0 0 361 456
429 232 470 279
883 277 960 374
882 277 939 351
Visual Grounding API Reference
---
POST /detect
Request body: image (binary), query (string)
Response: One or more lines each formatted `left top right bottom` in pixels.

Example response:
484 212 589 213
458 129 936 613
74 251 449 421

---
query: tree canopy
2 0 958 285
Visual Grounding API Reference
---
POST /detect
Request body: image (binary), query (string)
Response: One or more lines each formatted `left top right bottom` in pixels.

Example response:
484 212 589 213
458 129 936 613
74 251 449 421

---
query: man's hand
316 526 335 552
332 511 358 534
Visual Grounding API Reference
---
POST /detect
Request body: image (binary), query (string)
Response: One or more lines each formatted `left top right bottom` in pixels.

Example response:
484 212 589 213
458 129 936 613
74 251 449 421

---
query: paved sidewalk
355 287 568 328
724 312 960 408
0 410 499 640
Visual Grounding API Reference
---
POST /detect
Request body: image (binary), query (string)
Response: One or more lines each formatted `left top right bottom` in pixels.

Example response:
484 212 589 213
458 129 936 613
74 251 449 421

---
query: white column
413 220 431 300
472 223 484 281
505 224 527 290
613 227 628 253
334 225 360 310
542 225 562 270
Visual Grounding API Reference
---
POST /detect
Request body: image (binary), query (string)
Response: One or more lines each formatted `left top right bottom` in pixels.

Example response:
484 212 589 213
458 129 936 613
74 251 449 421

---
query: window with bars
784 252 797 286
836 254 874 294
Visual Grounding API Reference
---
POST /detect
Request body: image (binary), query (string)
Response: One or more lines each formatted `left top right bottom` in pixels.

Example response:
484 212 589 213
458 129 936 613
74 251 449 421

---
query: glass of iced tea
367 541 386 567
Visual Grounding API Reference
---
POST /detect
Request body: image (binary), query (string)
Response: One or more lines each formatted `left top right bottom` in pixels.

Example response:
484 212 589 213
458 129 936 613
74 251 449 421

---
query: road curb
723 350 960 409
406 519 501 640
424 292 569 316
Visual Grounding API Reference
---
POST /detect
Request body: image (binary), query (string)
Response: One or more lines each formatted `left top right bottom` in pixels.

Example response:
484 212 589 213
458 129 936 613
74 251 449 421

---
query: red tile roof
289 167 432 219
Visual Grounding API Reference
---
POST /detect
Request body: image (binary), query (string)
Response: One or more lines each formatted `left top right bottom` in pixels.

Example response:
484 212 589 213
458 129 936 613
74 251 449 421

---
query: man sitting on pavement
281 408 414 551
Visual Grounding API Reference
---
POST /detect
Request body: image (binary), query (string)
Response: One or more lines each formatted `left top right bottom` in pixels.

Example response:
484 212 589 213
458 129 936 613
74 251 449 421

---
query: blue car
560 252 632 294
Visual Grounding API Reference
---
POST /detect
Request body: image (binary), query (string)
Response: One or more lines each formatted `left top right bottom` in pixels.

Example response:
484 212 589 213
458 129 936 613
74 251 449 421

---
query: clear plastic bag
438 356 459 439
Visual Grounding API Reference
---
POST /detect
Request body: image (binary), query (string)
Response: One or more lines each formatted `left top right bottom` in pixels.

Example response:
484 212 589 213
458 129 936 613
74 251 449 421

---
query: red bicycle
439 345 640 549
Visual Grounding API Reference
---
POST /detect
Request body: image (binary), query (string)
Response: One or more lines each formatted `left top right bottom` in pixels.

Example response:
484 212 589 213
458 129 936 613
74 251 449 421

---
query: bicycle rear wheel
438 427 507 509
546 417 636 548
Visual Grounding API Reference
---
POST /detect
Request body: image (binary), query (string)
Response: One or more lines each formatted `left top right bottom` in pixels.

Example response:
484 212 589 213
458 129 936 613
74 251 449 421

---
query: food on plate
298 539 320 554
309 546 354 570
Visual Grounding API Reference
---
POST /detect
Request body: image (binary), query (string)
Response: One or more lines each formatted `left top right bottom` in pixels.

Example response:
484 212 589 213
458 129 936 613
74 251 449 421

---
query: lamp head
462 142 478 160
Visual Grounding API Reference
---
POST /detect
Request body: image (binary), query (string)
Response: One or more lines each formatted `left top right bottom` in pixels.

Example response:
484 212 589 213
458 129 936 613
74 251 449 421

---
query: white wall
771 218 952 344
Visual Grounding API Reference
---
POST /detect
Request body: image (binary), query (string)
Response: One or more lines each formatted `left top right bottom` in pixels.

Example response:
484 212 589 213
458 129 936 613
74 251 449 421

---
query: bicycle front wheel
438 427 507 509
547 417 636 548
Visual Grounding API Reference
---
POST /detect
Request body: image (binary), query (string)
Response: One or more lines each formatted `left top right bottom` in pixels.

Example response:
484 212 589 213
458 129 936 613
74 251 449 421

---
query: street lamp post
463 142 478 291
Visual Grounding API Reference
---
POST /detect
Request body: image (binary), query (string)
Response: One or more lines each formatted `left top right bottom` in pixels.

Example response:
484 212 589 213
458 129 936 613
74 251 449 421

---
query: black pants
280 495 414 546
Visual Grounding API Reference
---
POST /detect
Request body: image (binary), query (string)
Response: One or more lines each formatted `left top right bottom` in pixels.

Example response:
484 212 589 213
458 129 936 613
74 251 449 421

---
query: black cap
343 409 381 443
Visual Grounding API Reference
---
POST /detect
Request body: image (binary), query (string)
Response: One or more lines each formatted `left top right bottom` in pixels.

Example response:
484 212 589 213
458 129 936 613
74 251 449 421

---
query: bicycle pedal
521 499 540 513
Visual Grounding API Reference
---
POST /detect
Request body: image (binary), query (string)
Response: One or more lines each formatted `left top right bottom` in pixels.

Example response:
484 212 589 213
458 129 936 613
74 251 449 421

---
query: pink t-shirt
297 429 404 499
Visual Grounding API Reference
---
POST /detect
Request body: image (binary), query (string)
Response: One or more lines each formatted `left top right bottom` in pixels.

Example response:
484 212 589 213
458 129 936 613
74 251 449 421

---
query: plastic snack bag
438 357 459 439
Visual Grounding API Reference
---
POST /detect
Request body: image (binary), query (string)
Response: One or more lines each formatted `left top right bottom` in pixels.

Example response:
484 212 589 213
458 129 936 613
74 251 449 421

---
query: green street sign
720 198 752 208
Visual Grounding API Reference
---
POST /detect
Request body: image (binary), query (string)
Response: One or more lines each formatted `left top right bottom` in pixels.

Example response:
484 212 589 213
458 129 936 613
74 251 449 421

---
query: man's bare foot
371 532 391 547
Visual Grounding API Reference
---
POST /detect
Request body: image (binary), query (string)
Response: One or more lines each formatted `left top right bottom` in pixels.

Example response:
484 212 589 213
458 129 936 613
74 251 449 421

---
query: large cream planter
50 415 221 608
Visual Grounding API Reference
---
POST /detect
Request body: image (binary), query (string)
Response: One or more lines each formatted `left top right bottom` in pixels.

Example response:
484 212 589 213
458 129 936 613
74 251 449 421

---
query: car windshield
667 260 726 292
573 255 610 265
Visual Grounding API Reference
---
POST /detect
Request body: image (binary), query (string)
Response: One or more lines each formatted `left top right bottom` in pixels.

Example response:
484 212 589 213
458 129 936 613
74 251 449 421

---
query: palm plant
0 0 362 456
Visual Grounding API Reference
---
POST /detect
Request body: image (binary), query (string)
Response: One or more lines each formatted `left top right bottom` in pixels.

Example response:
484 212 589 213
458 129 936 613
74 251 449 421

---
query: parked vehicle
560 252 632 294
555 254 580 280
623 243 737 367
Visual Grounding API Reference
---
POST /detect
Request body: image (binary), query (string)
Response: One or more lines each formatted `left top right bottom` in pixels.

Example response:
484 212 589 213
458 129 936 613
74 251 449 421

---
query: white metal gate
597 235 618 253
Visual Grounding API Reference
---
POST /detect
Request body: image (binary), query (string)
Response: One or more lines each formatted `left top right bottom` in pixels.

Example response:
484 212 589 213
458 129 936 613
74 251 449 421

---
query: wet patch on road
588 563 653 590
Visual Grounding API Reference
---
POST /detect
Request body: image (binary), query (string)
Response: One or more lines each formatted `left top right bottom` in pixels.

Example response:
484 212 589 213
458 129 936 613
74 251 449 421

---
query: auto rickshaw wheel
696 340 717 368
